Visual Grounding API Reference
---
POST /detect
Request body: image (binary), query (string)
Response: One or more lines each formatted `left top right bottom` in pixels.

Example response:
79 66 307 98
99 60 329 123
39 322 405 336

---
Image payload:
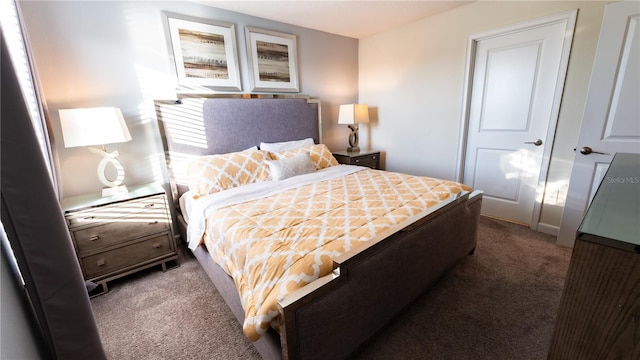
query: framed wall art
166 14 242 91
245 27 299 92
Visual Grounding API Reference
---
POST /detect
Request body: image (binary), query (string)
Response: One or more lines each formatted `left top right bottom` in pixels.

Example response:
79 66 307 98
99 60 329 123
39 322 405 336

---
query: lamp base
102 185 129 197
89 147 129 197
347 125 360 153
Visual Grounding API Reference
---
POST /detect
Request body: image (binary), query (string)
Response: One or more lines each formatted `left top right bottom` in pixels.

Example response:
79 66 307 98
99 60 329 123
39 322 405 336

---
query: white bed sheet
179 190 195 225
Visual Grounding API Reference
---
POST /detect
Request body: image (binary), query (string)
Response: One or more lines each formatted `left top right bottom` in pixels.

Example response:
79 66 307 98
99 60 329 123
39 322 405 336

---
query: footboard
278 191 482 360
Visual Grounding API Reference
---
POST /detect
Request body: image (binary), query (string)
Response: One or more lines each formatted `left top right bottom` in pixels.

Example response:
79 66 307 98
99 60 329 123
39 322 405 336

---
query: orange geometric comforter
195 168 471 341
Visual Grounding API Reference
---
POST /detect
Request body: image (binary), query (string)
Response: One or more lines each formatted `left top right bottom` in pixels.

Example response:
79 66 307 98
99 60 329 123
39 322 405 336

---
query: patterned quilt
190 167 471 341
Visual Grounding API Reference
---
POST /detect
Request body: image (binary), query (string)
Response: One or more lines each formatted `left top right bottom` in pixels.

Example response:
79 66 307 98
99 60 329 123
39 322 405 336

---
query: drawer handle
372 156 377 160
97 259 106 267
84 216 95 220
355 159 360 163
89 235 100 241
148 221 159 225
145 204 155 208
153 243 161 249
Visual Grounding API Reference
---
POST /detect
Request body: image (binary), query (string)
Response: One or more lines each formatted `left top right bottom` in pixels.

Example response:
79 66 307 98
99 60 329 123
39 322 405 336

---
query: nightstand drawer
351 157 378 168
73 217 170 253
66 195 167 227
81 233 174 278
332 150 381 170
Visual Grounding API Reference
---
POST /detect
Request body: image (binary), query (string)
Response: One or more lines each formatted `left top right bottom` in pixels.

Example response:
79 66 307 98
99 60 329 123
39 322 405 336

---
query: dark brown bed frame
155 96 482 359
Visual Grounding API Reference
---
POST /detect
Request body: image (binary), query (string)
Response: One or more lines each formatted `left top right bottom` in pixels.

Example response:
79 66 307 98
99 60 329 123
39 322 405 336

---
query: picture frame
245 27 299 92
165 13 242 91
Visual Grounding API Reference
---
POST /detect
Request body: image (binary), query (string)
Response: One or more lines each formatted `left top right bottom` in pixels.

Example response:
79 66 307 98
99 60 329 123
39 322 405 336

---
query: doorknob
524 139 543 146
579 146 607 155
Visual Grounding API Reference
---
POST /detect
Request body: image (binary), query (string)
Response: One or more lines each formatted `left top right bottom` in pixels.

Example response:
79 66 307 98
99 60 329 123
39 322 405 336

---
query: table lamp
338 104 369 153
59 107 132 197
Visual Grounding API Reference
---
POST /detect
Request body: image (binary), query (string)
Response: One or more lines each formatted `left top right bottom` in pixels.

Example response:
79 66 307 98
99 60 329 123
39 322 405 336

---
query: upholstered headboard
155 97 321 199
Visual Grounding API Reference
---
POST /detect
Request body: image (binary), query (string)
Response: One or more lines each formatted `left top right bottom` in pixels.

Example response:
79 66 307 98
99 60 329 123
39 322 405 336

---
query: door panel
482 43 540 131
558 2 640 246
604 14 639 140
473 148 521 202
464 17 572 226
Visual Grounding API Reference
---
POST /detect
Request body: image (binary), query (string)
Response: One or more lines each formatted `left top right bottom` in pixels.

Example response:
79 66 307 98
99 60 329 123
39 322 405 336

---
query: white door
462 12 576 226
557 1 640 247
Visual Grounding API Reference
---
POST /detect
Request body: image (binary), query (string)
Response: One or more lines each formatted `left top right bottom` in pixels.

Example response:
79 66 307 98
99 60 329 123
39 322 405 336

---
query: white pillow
266 152 316 181
268 144 339 170
259 138 314 152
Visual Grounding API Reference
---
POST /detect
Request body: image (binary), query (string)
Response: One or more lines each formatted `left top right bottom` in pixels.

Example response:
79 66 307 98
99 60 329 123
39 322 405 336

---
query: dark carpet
90 216 572 359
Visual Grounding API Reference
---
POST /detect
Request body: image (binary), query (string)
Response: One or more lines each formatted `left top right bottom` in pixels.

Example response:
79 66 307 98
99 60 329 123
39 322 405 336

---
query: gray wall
19 1 358 199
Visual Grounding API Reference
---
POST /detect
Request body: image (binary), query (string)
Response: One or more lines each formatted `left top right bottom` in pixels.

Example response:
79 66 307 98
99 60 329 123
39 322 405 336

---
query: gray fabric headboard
156 97 321 198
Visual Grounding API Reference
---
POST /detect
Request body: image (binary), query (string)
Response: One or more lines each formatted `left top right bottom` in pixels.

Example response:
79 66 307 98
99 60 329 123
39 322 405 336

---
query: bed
155 96 482 359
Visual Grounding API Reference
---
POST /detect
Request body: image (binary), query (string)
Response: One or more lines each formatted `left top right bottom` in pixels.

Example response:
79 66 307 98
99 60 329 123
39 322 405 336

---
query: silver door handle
524 139 543 146
579 146 607 155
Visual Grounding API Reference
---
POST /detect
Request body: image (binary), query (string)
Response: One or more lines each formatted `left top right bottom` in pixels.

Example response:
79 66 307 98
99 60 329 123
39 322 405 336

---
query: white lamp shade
338 104 369 125
59 107 131 148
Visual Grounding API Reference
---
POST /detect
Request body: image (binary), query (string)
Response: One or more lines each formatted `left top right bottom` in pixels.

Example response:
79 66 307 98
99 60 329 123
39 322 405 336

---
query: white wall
19 1 358 199
358 1 607 230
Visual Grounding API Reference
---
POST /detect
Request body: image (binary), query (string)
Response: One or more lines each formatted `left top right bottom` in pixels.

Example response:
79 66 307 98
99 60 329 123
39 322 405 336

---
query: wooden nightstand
332 149 381 169
61 183 178 296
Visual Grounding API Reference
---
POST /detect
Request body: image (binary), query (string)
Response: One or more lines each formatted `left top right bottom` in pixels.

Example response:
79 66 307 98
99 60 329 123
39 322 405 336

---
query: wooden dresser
332 149 381 169
61 183 178 296
548 153 640 359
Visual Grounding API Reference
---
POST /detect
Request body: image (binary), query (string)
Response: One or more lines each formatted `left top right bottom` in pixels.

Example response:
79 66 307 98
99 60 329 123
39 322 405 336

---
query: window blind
0 0 56 186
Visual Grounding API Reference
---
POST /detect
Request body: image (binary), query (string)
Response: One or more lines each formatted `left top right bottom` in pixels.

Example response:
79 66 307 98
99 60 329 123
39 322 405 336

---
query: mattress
187 165 471 341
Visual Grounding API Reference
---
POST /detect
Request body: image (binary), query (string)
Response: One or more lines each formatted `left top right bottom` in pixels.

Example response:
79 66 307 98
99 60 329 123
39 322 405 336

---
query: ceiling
195 1 473 39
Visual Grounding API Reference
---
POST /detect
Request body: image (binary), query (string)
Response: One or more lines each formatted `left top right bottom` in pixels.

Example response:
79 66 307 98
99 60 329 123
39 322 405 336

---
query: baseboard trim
536 223 559 236
481 215 560 237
